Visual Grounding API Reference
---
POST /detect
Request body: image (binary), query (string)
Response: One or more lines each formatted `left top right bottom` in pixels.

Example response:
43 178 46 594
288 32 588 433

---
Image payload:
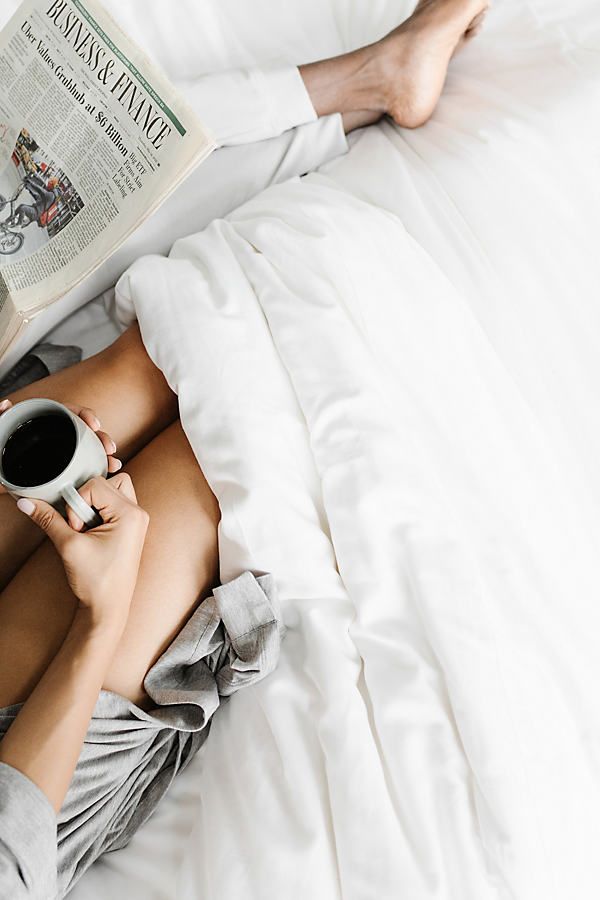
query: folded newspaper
0 0 215 363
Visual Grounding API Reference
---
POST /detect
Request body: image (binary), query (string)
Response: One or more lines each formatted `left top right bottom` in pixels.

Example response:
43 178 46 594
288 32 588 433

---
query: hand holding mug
0 398 121 527
17 474 149 627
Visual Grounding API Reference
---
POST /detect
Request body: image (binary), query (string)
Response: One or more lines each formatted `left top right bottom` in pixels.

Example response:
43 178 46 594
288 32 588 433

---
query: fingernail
109 440 117 454
0 400 10 413
17 498 35 516
92 415 102 430
113 459 122 471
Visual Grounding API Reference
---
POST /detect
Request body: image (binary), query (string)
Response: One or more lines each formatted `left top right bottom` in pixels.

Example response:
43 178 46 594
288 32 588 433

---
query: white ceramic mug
0 399 108 527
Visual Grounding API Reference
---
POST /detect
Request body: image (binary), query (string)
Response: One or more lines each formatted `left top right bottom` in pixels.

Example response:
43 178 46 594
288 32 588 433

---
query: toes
466 8 488 35
458 7 487 50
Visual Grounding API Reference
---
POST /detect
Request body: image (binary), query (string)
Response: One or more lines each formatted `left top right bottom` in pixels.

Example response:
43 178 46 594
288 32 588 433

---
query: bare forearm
0 473 146 812
0 608 125 812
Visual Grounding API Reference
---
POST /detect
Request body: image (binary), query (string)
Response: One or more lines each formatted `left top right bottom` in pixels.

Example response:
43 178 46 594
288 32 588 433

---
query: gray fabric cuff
0 762 57 897
0 343 81 395
138 572 284 728
31 343 82 376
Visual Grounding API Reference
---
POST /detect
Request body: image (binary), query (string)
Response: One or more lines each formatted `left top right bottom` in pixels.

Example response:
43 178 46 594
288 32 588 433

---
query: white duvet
77 1 600 898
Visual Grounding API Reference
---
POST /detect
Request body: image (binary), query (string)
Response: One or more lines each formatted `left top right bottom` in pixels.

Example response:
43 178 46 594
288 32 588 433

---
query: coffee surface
1 413 77 487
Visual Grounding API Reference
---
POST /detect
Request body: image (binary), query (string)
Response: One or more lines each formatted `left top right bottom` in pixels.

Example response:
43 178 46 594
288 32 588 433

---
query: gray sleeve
0 762 57 899
212 573 285 697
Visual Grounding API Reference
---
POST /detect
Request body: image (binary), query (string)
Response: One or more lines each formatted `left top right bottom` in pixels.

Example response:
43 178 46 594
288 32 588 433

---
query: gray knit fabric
0 343 82 395
0 572 283 899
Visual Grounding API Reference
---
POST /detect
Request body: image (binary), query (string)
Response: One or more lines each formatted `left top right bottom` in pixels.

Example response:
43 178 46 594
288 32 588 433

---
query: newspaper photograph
0 0 214 355
0 126 84 261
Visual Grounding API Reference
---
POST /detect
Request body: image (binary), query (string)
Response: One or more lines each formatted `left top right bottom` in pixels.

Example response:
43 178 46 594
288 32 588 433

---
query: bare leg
0 420 219 709
4 324 177 459
0 324 177 592
301 0 489 131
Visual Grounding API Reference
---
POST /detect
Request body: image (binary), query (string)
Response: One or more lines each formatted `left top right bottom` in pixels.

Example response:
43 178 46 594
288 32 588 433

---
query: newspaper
0 0 215 359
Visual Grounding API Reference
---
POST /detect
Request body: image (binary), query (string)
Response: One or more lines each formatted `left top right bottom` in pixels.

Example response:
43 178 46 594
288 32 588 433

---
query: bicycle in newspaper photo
0 182 26 256
0 127 85 261
0 173 79 257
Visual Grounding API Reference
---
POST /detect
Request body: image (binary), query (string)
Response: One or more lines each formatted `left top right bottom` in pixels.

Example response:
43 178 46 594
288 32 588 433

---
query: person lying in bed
0 1 488 896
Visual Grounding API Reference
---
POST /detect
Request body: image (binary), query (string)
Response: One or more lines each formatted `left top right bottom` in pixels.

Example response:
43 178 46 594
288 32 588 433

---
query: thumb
17 497 73 551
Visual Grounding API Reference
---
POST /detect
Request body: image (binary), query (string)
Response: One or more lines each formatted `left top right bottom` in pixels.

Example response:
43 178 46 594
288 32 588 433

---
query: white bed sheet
105 2 600 899
1 0 598 897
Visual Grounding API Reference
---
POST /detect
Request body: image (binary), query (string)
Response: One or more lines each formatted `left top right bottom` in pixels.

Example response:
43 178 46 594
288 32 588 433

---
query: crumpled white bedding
93 4 600 900
47 1 599 898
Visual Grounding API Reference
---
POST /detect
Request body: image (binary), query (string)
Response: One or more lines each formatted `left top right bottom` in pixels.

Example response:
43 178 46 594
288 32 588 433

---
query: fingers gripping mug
0 399 107 527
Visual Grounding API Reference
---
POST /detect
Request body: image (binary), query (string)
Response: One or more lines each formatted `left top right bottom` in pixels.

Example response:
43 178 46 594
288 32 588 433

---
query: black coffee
1 413 76 487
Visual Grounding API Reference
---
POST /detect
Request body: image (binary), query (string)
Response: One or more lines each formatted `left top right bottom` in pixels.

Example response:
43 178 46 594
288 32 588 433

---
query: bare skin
0 474 149 811
0 330 217 710
0 420 220 710
304 0 489 131
0 325 178 593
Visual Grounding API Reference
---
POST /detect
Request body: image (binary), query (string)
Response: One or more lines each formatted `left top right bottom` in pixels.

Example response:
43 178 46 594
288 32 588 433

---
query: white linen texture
76 0 600 897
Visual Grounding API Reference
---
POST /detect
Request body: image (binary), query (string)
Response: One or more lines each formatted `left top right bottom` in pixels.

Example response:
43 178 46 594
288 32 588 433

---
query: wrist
72 605 128 644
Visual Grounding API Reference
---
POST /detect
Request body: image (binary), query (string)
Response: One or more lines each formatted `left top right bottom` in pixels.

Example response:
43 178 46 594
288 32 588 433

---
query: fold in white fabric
180 64 317 147
115 5 600 894
0 46 347 378
0 573 283 899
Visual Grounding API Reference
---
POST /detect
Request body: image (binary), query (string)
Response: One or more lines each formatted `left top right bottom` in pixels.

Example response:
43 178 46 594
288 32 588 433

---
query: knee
105 324 149 374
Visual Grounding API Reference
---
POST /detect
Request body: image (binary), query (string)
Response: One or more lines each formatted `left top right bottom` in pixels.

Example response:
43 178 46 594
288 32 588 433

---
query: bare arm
0 610 125 812
0 473 148 813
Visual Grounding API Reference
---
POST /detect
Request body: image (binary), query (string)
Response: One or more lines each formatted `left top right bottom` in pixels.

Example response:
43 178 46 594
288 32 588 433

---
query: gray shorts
0 572 283 898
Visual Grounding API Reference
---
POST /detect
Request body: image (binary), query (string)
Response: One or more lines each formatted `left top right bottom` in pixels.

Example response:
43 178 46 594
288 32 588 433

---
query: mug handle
61 484 102 529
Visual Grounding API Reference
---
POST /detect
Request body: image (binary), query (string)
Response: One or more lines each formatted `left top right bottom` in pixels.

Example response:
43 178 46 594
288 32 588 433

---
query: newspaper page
0 0 214 328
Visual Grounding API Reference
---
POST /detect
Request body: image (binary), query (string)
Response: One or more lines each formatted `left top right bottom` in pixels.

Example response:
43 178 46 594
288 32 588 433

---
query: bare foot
375 0 489 128
299 0 488 133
